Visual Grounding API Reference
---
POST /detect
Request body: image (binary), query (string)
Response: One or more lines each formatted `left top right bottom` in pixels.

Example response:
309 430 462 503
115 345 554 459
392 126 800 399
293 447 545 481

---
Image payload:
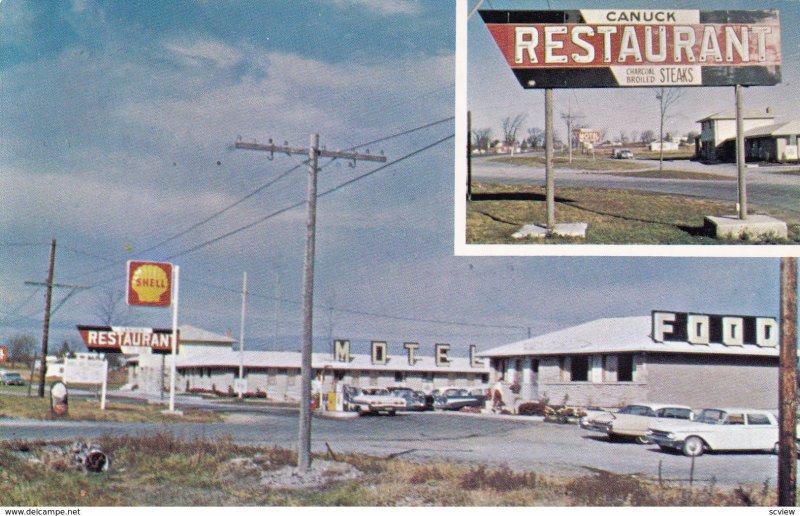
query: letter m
333 339 351 362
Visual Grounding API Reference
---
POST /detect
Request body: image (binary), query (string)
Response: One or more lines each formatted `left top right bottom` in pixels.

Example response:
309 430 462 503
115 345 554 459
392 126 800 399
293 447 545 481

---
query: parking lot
1 403 782 488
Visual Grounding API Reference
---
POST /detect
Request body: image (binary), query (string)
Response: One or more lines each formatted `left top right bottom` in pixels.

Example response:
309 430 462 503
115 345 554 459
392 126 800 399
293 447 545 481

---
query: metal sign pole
100 359 108 411
169 265 180 413
238 271 248 399
545 88 555 229
735 84 747 219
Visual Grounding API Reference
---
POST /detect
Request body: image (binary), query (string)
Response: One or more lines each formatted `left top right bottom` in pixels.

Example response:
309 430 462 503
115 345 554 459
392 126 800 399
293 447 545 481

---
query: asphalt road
472 156 800 215
0 399 782 488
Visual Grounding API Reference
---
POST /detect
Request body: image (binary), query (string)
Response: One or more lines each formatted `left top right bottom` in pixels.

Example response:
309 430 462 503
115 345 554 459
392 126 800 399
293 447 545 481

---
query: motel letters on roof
479 9 781 88
332 339 485 368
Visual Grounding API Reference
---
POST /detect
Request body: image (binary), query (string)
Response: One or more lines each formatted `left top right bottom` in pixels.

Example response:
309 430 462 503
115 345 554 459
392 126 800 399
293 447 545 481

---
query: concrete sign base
705 215 788 241
512 223 588 240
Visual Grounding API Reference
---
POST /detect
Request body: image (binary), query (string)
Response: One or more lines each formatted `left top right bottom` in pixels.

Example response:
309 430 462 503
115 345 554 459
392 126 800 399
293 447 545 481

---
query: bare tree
501 114 527 147
7 334 37 367
629 130 640 146
618 130 628 144
641 129 657 144
472 128 493 152
526 127 544 149
656 87 684 171
93 288 133 326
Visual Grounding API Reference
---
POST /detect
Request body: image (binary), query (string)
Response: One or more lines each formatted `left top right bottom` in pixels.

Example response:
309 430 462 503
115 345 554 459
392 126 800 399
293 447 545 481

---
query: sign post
479 9 782 239
126 260 180 415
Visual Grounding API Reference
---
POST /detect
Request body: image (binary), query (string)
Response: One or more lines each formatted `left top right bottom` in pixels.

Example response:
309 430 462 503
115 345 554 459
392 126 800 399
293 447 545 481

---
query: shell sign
126 261 173 307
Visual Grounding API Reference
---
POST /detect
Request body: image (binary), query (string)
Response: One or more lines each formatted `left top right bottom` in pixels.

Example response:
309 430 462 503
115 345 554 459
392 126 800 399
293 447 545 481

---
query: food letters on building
480 9 781 88
126 261 173 307
651 310 778 347
77 325 178 354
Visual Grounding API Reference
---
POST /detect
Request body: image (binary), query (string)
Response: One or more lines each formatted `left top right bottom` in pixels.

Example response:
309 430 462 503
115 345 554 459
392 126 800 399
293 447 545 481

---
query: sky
0 0 793 358
468 0 800 142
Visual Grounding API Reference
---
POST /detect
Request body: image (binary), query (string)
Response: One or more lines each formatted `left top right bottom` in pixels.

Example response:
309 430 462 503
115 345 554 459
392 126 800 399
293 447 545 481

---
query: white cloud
327 0 422 16
165 39 243 69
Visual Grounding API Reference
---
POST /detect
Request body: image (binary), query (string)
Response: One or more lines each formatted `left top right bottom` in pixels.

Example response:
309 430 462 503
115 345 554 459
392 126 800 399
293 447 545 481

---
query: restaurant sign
77 325 178 354
480 9 781 88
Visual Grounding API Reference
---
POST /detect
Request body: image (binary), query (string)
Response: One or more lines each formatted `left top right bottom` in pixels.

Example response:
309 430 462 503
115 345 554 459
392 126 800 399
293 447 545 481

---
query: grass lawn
467 183 800 245
490 155 646 171
0 392 221 423
600 170 734 181
0 433 778 506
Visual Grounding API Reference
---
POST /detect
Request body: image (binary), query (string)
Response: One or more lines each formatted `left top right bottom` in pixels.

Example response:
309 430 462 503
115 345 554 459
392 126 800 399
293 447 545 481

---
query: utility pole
235 134 386 473
778 257 797 506
735 84 748 219
25 239 89 397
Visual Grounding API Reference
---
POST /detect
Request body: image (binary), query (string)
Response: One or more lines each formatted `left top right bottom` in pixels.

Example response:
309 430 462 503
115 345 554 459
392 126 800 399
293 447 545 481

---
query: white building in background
125 327 491 399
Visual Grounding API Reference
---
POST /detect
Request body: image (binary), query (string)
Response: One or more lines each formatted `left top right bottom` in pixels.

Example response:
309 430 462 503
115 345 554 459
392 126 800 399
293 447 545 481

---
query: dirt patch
221 456 362 490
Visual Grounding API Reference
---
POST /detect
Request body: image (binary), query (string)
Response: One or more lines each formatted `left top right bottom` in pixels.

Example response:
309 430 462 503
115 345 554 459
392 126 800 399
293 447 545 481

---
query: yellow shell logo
131 264 169 303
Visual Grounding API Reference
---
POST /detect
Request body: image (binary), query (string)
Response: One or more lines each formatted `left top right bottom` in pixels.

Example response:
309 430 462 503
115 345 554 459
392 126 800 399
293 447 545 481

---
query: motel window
570 356 589 382
335 370 345 381
448 373 456 383
394 371 405 383
287 369 297 386
351 371 360 386
369 371 378 386
482 374 489 384
617 355 634 382
268 368 277 385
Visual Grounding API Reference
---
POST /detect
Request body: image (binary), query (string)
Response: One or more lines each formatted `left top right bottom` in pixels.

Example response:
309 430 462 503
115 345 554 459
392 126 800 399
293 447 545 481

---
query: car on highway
347 387 407 416
432 387 486 411
612 149 634 159
647 407 781 456
580 403 694 443
0 371 26 386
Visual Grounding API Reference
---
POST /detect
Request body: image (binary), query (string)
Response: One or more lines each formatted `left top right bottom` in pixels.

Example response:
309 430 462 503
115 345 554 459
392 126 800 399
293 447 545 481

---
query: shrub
459 464 538 492
518 401 547 416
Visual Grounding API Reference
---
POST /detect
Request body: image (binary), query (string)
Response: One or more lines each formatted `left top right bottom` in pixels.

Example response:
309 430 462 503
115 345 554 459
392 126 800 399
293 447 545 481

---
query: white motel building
121 310 782 410
124 327 491 400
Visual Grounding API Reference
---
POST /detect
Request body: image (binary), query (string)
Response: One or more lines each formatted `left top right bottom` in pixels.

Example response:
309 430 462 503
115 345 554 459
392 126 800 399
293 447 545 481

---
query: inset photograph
457 0 800 253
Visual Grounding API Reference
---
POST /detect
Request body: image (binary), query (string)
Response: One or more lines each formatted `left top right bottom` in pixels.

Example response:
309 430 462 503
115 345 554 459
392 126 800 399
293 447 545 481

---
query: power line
166 133 453 260
59 117 455 285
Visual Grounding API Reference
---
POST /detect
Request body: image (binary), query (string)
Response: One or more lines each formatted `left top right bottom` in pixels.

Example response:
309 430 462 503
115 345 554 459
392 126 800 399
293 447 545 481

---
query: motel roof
180 325 235 345
478 316 779 359
175 348 490 373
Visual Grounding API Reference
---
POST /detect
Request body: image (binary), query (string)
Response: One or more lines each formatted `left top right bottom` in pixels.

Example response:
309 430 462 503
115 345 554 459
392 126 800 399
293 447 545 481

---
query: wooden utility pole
778 257 797 506
235 134 386 473
25 239 89 397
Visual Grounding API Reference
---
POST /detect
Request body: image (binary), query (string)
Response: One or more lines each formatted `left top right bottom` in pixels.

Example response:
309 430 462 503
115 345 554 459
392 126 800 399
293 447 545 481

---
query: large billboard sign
480 9 781 88
127 261 173 307
77 325 178 354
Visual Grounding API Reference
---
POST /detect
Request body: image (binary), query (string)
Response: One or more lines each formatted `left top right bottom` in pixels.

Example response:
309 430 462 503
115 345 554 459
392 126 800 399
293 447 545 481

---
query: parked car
648 408 781 456
580 403 693 443
0 371 26 386
347 387 407 416
386 387 427 411
432 387 486 411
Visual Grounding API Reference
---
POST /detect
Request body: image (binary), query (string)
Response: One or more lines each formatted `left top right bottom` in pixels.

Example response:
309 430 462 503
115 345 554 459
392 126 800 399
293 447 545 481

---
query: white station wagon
648 408 780 457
